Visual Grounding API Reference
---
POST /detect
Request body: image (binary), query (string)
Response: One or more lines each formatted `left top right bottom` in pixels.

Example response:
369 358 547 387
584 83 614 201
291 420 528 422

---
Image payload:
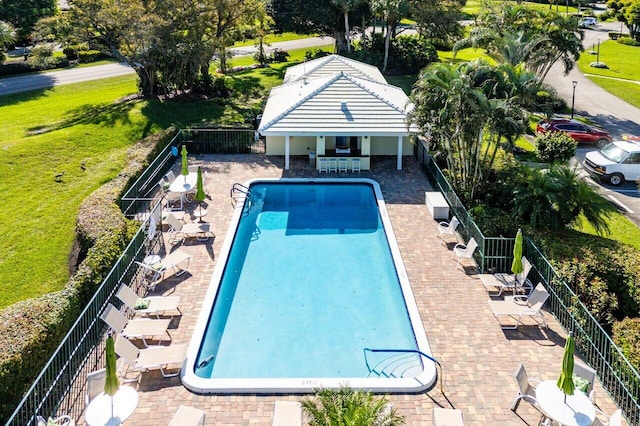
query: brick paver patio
82 154 622 425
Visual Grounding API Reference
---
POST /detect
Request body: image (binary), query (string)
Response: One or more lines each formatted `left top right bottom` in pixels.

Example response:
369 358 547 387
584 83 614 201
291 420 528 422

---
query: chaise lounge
487 283 549 329
166 213 215 245
135 249 191 290
479 256 534 297
101 303 172 346
115 283 181 319
114 334 187 378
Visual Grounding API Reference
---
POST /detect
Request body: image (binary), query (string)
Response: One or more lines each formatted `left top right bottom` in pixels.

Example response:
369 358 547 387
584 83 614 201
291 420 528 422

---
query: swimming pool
182 178 436 393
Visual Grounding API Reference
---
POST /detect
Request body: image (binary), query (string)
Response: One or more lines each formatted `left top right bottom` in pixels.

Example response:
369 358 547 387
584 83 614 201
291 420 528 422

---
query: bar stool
328 159 337 172
352 158 361 173
318 158 328 173
338 158 348 173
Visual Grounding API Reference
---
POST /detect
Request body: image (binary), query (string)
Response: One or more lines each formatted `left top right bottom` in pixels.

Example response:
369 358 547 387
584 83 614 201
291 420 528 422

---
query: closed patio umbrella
104 335 120 417
557 332 575 403
180 145 188 181
194 166 206 219
511 228 523 276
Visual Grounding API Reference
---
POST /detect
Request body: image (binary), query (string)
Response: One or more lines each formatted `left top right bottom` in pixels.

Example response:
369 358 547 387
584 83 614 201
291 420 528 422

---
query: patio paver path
81 154 623 425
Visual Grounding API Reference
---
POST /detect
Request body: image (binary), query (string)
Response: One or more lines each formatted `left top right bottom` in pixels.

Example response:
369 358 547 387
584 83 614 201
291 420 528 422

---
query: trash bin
309 151 316 167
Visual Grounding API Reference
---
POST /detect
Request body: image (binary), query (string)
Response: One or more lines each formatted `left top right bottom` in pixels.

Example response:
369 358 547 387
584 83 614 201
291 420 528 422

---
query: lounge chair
169 405 206 426
432 407 464 425
479 256 534 297
452 237 478 271
436 216 459 246
115 284 181 319
114 335 187 378
166 212 215 245
593 409 622 426
488 283 549 329
135 249 191 290
272 401 302 426
101 304 172 346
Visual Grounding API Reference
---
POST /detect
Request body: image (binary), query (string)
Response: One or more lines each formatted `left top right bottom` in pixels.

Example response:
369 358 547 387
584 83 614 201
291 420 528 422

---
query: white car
584 140 640 186
579 16 597 27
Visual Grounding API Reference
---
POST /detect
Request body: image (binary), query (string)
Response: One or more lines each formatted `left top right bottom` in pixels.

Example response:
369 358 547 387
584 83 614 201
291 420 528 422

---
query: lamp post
596 39 600 63
571 80 578 120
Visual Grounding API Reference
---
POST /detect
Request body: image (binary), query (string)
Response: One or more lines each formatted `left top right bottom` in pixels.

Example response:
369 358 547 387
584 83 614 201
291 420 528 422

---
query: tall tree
0 0 56 42
370 0 411 71
270 0 346 52
65 0 262 96
408 60 530 199
410 0 464 45
332 0 364 53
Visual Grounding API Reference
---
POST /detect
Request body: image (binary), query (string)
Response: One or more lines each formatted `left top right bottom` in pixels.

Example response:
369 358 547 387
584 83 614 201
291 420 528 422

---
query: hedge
0 126 177 422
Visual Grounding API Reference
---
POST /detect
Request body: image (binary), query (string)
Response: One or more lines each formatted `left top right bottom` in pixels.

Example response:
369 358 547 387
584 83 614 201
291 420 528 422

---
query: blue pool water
183 179 435 393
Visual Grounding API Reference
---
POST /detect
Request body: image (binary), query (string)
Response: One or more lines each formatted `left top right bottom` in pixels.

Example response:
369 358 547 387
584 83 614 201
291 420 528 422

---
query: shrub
535 131 578 163
78 50 104 63
608 31 624 40
304 48 330 61
392 36 438 73
617 37 640 46
613 318 640 368
535 229 640 322
0 62 38 76
0 127 178 422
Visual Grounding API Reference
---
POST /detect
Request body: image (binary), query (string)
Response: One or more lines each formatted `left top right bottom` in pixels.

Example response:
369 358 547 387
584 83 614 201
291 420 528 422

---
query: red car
536 118 612 148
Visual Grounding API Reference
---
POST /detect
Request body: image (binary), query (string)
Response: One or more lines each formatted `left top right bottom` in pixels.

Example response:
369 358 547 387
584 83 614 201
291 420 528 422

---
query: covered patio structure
258 55 418 171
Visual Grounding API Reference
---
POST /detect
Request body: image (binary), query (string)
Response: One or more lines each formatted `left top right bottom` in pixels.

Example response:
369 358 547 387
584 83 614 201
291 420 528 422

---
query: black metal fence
6 204 162 426
120 128 261 218
414 139 640 424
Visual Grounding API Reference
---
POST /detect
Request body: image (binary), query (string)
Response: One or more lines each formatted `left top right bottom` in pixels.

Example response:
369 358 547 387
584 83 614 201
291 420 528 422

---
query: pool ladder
363 348 444 394
230 183 252 216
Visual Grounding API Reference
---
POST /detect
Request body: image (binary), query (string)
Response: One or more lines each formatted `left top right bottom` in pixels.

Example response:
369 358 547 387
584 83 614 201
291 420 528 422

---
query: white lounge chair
166 212 215 245
135 249 191 290
101 304 172 346
115 284 181 319
114 335 187 378
436 216 459 246
272 401 302 426
452 237 478 271
479 256 534 297
488 283 549 329
168 405 206 426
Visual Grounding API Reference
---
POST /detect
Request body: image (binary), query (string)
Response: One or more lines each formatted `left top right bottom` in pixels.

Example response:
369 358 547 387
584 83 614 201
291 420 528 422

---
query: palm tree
302 387 405 426
331 0 364 54
512 166 616 233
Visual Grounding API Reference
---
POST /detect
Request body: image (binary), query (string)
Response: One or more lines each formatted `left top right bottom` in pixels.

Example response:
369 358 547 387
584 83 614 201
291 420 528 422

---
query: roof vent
341 101 347 109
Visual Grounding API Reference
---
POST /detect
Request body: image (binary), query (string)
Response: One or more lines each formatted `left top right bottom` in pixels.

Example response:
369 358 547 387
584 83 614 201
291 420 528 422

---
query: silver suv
584 141 640 186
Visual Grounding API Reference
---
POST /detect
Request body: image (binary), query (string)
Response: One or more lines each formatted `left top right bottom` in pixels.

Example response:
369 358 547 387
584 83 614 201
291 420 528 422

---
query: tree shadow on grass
27 100 137 135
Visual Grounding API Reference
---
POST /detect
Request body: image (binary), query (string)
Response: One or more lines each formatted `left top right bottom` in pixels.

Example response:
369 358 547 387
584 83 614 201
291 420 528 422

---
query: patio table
536 380 595 426
85 386 138 426
168 172 198 210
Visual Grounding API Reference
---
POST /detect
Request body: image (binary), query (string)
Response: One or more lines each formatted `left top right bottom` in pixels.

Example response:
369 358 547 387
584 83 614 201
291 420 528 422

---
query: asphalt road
544 21 640 225
0 62 134 96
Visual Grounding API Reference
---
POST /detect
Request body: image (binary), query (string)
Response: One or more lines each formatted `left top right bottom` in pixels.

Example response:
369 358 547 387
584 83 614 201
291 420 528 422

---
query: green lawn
577 41 640 109
574 211 640 251
462 0 580 17
233 32 317 48
0 62 293 308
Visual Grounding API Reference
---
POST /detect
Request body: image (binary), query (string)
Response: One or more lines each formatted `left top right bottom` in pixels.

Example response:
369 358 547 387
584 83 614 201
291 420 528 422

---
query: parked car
536 118 612 148
579 16 598 27
584 140 640 185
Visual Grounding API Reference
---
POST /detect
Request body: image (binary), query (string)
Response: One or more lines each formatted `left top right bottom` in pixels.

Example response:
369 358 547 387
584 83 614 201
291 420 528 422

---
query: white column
396 136 403 170
285 135 290 170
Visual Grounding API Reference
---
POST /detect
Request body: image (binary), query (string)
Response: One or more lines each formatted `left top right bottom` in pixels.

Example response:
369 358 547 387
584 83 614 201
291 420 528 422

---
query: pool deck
90 154 623 425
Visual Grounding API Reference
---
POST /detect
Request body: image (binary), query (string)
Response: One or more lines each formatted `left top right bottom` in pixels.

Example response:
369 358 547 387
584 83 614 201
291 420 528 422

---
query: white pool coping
181 178 437 393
